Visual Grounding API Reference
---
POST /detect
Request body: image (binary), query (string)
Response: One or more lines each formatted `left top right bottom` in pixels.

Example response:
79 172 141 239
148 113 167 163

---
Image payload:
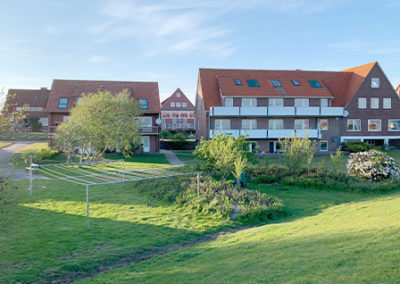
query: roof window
309 80 322 88
270 80 282 87
291 80 300 86
57 97 69 109
234 79 242 86
139 99 148 110
246 79 260 88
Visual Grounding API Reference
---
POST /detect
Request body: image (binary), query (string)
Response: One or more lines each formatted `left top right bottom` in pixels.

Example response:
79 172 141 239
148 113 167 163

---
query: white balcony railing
210 129 320 139
210 106 344 117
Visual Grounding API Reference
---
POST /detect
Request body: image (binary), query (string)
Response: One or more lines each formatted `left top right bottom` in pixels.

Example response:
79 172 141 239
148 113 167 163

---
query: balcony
210 129 320 139
210 106 344 117
138 126 160 135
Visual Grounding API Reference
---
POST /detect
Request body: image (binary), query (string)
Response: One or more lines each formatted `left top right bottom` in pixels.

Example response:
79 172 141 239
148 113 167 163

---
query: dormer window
309 80 322 88
57 97 69 109
139 98 148 110
270 80 282 87
246 79 260 88
234 79 242 86
291 80 300 86
371 78 380 88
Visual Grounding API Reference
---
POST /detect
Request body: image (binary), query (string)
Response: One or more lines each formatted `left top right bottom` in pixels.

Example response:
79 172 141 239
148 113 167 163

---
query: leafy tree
330 147 343 173
233 155 248 188
194 133 252 180
0 89 29 139
55 89 143 161
28 117 41 132
280 133 316 180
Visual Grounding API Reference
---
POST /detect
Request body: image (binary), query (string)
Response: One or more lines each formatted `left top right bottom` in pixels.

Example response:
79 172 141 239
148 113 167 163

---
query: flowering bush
347 150 399 181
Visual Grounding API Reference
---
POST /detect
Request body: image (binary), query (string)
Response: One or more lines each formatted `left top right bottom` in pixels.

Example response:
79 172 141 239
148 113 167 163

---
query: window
234 79 242 86
242 119 257 130
371 78 380 88
291 80 300 86
294 119 309 130
319 119 328 130
34 95 38 100
165 123 172 129
215 119 230 130
170 102 175 107
225 98 233 107
388 119 400 131
320 98 328 107
176 102 182 107
295 98 309 107
309 80 322 88
57 97 69 109
320 141 328 152
383 98 391 109
270 80 282 87
269 119 284 130
246 79 260 87
347 119 361 131
138 117 152 127
63 116 69 122
269 98 283 107
39 117 48 127
370 98 379 109
358 97 366 109
242 98 257 107
176 93 181 98
368 119 381 132
139 99 148 110
182 102 187 107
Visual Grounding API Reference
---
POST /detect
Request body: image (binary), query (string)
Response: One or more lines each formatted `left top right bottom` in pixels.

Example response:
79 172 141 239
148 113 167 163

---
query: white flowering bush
347 150 400 181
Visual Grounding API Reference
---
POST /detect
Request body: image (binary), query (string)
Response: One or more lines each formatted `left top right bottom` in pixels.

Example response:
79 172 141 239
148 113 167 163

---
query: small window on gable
139 99 148 110
182 102 187 107
309 80 322 88
371 78 380 88
383 98 391 109
170 102 175 107
57 97 69 109
176 102 181 108
176 93 181 98
270 80 282 87
234 79 242 86
370 98 379 109
246 79 260 88
358 98 366 109
291 80 300 86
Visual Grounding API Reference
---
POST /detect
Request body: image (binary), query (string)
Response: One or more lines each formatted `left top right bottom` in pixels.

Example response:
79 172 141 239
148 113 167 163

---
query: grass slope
2 131 48 141
80 185 400 283
0 177 234 283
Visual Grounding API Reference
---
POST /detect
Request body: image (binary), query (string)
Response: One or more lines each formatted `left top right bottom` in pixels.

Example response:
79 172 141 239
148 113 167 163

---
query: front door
141 136 150 152
269 141 275 153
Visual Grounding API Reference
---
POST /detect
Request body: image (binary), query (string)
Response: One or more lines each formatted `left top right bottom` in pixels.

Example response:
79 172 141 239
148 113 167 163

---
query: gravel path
160 149 184 166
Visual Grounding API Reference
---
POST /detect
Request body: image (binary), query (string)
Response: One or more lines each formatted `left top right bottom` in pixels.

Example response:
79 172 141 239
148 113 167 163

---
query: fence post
197 172 200 197
86 184 90 230
29 156 33 199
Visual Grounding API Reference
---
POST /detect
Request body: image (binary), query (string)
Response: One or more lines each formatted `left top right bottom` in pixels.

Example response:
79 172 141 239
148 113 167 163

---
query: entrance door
269 142 275 153
141 136 150 152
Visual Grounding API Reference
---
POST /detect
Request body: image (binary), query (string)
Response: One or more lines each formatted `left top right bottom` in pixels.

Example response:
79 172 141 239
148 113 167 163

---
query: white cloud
89 55 108 63
88 0 339 57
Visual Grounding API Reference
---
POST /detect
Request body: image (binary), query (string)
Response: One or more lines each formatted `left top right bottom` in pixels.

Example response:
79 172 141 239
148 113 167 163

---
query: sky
1 0 400 103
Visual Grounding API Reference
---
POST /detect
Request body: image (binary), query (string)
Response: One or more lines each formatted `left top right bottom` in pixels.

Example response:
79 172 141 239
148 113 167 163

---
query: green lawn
2 131 48 141
263 148 400 173
172 150 197 165
79 185 400 283
0 176 235 283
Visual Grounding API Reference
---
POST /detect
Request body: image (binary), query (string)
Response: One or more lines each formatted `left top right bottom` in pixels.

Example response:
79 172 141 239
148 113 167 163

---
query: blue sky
1 0 400 103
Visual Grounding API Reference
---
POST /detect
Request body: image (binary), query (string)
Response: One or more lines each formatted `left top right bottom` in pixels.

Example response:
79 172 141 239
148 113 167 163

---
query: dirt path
160 149 184 166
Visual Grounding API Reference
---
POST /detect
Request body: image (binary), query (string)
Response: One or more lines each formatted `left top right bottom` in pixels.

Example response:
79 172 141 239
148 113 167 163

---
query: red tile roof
161 88 195 111
46 79 160 114
198 62 378 110
5 88 49 117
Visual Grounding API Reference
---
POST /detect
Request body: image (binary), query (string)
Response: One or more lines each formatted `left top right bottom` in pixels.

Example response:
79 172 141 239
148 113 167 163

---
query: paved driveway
0 141 35 180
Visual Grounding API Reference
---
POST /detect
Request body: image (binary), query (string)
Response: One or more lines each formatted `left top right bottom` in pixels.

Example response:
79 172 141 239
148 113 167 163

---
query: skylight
309 80 322 88
291 80 300 86
234 79 242 86
271 80 282 87
247 79 260 88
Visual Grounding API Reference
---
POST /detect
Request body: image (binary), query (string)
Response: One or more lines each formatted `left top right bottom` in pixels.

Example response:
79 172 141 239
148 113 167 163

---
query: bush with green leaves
347 150 399 181
341 141 374 153
159 130 171 139
194 133 253 179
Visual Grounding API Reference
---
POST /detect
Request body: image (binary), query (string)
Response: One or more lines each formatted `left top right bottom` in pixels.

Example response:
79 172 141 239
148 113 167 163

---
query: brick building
195 62 400 153
161 88 195 130
46 79 161 152
5 88 50 131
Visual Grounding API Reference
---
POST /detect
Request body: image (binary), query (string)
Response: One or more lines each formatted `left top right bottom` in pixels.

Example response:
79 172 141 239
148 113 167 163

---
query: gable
161 88 195 111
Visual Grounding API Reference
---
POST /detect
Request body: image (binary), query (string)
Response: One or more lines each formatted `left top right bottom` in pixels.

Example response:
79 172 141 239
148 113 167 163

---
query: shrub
246 164 294 184
159 130 171 139
28 117 41 132
341 141 374 153
347 150 399 181
330 147 343 173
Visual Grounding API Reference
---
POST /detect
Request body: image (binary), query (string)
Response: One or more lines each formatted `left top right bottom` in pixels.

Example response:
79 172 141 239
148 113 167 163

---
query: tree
194 133 252 180
233 155 247 188
330 147 343 173
55 89 143 161
280 133 316 180
0 89 29 139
